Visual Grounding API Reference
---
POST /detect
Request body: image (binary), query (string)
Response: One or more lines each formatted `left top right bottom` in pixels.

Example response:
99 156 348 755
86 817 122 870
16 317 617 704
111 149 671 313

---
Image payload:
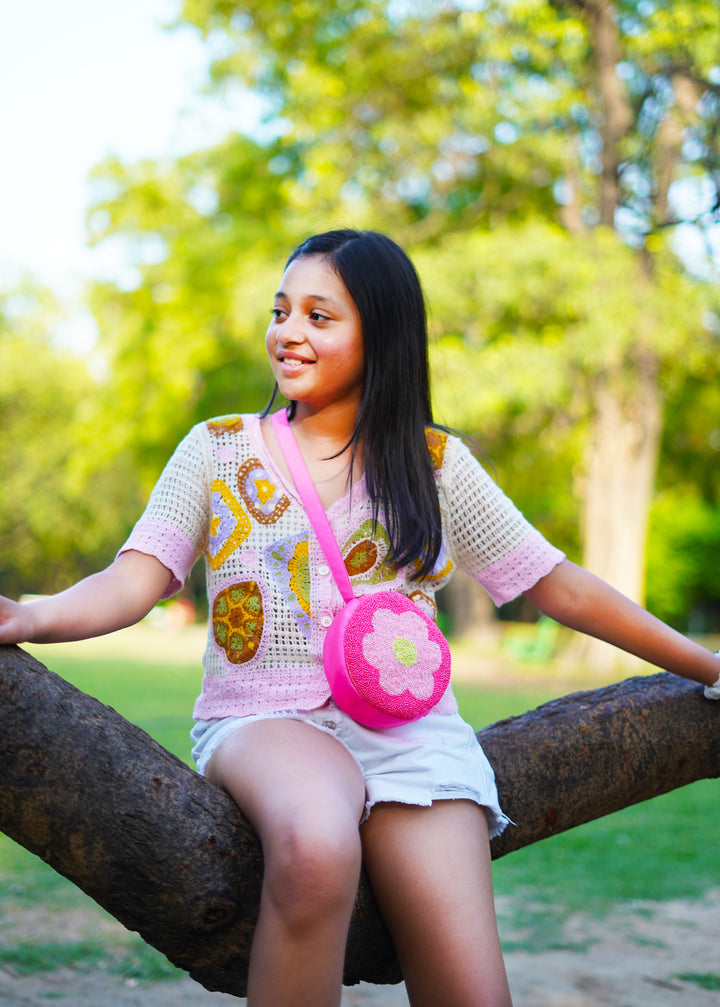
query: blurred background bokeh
2 0 719 669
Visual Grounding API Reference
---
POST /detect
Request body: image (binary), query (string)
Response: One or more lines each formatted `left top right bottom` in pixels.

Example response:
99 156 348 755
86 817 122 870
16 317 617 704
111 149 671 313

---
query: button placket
316 553 335 632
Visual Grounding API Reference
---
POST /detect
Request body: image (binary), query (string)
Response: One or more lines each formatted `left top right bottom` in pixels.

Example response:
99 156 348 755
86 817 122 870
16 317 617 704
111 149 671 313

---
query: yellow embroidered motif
413 553 454 582
254 478 276 505
209 480 252 569
288 540 311 616
207 415 244 437
425 428 448 471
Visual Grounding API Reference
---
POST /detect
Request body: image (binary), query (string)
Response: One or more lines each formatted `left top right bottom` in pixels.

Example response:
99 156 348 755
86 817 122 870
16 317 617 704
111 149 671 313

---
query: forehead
277 254 351 302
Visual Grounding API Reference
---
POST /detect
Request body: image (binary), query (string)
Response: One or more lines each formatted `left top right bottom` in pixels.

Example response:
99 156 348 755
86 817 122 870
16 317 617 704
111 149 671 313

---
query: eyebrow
274 290 345 309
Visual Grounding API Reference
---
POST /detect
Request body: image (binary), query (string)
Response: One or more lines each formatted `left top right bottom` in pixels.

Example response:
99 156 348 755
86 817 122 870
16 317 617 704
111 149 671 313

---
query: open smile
278 352 314 374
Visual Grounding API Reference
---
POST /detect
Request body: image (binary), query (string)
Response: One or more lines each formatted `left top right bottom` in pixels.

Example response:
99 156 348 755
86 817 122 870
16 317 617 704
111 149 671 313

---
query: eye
271 306 286 320
309 310 330 322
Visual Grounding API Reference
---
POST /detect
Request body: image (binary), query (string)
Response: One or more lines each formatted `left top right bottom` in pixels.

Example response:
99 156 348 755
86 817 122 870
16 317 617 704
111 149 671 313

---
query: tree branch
0 644 718 994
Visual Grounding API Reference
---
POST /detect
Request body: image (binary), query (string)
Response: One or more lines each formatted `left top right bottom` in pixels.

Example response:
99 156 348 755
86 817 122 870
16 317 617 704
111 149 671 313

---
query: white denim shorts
190 700 511 838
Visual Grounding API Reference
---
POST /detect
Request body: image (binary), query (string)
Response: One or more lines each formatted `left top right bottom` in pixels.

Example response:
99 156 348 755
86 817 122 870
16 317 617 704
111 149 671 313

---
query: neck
291 399 360 456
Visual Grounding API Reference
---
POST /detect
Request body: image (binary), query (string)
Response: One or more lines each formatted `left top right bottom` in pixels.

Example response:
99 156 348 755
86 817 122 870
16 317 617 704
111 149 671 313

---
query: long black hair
269 228 444 581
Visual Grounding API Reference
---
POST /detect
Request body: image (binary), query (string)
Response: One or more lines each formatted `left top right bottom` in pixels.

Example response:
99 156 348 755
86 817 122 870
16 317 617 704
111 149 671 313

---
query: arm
525 559 720 689
0 550 173 646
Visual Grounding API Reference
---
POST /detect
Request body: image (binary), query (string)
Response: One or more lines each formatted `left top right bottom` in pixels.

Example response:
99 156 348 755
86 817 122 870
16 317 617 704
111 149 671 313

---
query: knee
262 815 362 931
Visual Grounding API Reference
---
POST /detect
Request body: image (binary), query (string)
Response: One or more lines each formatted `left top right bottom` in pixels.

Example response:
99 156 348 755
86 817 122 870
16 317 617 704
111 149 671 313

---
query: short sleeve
117 425 211 598
441 437 564 605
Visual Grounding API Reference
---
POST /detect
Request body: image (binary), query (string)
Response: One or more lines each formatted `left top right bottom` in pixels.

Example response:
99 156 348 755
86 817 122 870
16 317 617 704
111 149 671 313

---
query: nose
274 311 305 346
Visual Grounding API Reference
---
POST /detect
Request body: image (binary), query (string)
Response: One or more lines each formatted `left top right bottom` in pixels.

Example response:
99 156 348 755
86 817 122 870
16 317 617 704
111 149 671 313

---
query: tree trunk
582 0 633 227
1 645 718 995
553 0 666 672
572 364 663 671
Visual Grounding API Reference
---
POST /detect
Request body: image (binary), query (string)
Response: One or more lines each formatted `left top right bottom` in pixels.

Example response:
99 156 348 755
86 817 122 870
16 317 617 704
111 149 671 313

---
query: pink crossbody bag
272 409 451 729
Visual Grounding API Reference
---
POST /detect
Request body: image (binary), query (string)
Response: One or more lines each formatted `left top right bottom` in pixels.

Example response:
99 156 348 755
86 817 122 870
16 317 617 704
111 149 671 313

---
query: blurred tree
646 488 720 630
85 136 292 487
173 1 719 639
81 0 719 656
0 285 138 598
646 368 720 630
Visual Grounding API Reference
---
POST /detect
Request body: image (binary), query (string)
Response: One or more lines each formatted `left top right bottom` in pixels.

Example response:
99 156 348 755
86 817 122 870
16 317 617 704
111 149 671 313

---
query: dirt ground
1 890 719 1006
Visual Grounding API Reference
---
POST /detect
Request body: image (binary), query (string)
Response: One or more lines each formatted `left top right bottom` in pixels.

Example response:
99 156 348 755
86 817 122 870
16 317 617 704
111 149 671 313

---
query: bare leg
206 719 366 1007
361 800 513 1007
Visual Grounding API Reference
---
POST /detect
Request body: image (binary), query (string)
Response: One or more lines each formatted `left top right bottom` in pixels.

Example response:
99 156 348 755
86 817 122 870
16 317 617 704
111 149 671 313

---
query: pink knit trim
118 519 197 599
192 672 458 721
476 531 565 606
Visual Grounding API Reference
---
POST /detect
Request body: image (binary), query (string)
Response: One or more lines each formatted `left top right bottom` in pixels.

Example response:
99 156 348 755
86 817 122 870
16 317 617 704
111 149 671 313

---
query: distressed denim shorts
190 700 510 838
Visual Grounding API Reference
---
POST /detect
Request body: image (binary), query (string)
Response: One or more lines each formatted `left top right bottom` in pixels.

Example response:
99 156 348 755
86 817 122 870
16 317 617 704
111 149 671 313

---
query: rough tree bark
0 644 718 996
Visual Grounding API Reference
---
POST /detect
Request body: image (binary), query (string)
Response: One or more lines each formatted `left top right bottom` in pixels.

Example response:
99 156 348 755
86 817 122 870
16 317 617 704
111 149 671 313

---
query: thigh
206 717 367 843
361 800 512 1007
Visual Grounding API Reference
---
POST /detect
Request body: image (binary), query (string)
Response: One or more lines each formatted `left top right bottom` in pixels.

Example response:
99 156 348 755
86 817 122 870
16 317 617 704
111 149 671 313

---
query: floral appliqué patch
237 457 290 524
212 581 264 664
362 607 442 700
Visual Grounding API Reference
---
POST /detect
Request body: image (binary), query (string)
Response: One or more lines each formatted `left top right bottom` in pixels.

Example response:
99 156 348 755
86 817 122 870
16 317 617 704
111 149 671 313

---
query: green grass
25 652 202 767
3 634 719 971
673 973 720 991
0 938 184 983
453 677 720 948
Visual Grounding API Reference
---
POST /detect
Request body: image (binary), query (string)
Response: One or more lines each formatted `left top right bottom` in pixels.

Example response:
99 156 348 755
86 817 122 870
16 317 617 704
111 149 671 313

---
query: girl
0 229 718 1007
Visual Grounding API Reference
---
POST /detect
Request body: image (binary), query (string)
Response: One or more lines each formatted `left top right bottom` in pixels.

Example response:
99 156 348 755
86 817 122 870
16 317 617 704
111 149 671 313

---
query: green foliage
422 224 714 421
659 370 720 503
2 0 718 619
177 0 574 233
85 139 287 486
0 285 137 597
415 222 717 562
646 489 720 628
172 0 720 244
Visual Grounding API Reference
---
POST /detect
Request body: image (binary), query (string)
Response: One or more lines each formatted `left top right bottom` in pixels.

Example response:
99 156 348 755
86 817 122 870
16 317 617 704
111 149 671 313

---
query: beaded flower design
329 591 451 725
362 607 442 699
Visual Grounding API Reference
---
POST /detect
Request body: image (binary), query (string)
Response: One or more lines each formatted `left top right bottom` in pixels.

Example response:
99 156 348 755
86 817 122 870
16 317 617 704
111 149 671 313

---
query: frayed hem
362 790 514 838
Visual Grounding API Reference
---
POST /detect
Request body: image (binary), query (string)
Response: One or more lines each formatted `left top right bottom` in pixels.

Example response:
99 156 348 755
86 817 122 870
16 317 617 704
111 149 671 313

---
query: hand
0 595 35 646
703 651 720 700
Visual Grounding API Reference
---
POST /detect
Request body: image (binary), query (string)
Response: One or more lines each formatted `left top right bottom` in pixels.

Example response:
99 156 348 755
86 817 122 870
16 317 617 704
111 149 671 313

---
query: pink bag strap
272 410 355 604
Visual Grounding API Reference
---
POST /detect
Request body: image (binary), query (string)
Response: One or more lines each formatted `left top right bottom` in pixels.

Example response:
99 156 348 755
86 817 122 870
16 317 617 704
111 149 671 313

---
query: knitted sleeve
441 437 565 605
117 424 211 598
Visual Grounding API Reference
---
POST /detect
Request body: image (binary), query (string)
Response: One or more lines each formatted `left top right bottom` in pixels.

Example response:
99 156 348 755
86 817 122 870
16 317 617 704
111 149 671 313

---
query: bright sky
2 1 716 352
0 0 256 347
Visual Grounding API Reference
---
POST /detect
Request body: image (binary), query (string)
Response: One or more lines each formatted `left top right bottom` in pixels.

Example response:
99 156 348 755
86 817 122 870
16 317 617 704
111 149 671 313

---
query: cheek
264 326 276 360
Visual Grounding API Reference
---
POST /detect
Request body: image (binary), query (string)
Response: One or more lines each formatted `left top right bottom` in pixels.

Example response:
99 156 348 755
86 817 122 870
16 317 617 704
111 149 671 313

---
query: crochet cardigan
119 413 565 720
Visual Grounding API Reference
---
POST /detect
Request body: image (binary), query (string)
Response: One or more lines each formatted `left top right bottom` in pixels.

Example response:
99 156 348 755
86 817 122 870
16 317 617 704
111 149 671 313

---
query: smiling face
265 254 365 417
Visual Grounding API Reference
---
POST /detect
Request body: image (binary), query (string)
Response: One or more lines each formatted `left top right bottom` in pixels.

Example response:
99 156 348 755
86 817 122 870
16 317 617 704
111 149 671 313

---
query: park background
2 0 719 659
1 1 720 1003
